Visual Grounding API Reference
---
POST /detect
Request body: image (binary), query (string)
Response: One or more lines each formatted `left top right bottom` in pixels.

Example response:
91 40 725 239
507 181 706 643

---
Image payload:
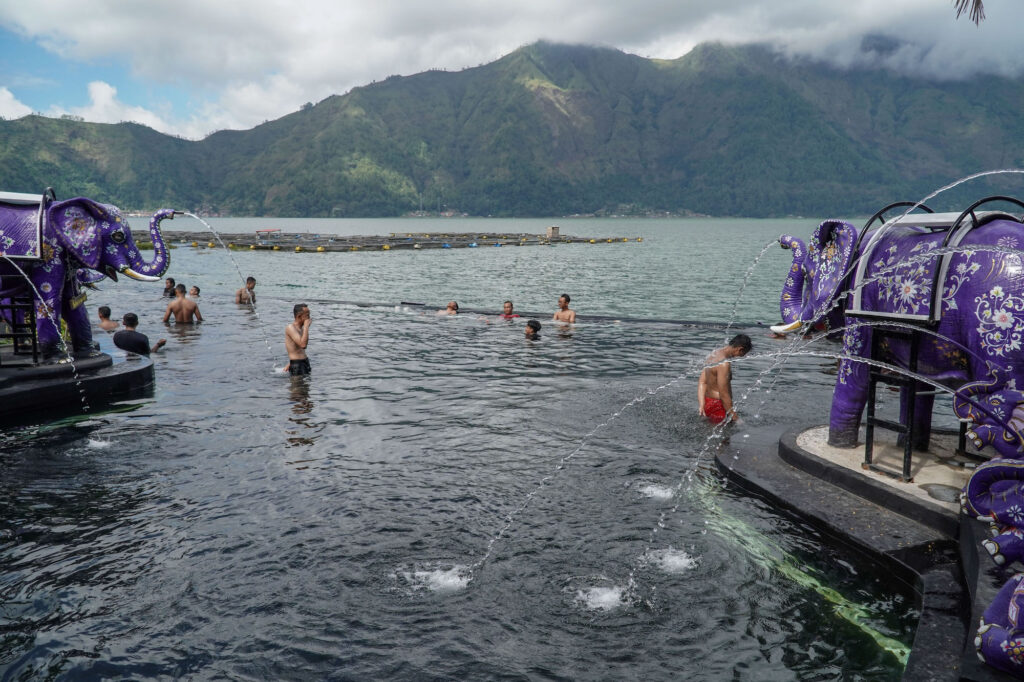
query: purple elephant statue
975 573 1024 677
0 191 174 359
773 203 1024 458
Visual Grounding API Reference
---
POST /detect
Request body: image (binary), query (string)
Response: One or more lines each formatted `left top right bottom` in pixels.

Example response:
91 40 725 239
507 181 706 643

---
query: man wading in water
284 303 311 375
698 334 752 425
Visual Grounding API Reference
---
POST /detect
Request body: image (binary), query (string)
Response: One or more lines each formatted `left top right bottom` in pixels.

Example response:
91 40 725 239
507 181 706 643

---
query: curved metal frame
930 195 1024 322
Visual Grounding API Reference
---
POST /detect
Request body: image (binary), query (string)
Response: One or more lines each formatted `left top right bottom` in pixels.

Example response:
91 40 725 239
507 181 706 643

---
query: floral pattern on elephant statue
0 194 174 359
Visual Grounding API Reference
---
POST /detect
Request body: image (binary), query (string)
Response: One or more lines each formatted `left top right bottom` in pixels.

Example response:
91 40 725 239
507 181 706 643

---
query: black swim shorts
289 358 311 375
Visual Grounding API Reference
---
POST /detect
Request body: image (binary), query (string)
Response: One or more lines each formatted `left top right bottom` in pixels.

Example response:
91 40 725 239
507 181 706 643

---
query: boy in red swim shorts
698 334 752 425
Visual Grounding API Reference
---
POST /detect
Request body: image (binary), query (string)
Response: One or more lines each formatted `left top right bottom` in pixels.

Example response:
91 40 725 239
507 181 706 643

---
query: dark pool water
1 221 918 679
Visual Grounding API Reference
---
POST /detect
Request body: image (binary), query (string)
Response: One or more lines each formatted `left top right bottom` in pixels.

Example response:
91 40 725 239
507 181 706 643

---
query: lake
0 216 917 680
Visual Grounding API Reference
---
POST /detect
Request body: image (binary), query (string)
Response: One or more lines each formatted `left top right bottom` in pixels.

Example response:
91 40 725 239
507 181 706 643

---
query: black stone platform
0 348 154 426
716 425 1017 681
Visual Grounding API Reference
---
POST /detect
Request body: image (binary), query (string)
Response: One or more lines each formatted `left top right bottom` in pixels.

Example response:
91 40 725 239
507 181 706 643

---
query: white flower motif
898 278 918 304
956 263 967 274
992 286 1005 298
994 309 1015 330
1009 504 1024 524
40 282 52 293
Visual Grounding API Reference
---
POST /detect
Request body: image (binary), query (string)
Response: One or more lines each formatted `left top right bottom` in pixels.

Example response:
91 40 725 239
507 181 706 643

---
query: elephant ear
803 220 859 323
48 197 110 269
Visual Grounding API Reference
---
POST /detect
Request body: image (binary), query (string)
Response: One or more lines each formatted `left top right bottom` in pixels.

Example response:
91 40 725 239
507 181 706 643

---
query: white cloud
0 86 32 119
1 0 1020 138
46 81 173 133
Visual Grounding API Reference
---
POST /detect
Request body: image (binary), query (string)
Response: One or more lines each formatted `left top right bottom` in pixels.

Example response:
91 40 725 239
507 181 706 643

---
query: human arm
234 289 242 304
697 370 707 414
717 363 737 422
195 306 203 322
285 319 310 349
162 303 171 323
567 310 577 323
151 338 167 353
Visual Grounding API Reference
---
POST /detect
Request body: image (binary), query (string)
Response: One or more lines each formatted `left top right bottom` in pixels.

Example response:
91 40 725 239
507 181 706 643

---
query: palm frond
953 0 986 24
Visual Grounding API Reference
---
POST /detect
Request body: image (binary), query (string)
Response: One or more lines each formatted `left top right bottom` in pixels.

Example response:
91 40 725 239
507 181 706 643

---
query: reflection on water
0 220 914 679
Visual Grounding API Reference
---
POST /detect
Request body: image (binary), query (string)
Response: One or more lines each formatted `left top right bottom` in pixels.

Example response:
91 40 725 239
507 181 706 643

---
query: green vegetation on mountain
3 41 1024 217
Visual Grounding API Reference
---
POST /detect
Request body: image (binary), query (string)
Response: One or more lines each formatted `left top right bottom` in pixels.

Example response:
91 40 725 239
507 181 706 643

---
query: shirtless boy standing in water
698 334 752 425
285 303 312 375
163 284 203 323
553 294 576 323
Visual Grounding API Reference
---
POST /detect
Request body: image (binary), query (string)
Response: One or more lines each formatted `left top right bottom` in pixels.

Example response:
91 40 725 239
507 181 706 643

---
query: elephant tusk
769 320 803 335
120 266 160 282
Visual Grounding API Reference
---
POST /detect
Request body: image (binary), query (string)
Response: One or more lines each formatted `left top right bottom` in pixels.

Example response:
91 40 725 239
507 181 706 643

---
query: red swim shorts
703 397 727 425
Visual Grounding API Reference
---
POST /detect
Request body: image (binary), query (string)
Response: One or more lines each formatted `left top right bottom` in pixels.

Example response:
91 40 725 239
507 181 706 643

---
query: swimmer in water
525 319 541 339
163 284 203 324
698 334 752 425
236 276 257 305
97 305 119 331
437 301 459 315
284 303 311 375
553 294 576 323
500 300 520 319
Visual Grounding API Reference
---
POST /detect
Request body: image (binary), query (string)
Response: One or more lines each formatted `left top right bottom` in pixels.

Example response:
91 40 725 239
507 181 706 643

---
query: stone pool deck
0 348 154 426
716 424 1018 681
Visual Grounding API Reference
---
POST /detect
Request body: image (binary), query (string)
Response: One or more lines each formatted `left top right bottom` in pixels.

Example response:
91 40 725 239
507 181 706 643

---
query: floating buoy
228 242 234 248
273 245 280 251
317 246 326 252
191 241 198 247
481 235 488 239
349 246 358 251
637 237 643 242
622 238 628 242
589 239 596 244
424 234 430 238
250 244 256 250
295 246 302 252
382 244 391 250
606 238 613 243
208 242 215 248
413 243 422 249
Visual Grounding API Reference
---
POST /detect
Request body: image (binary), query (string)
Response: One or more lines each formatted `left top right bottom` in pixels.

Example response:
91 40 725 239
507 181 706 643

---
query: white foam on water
86 439 112 449
639 484 675 501
396 564 471 593
646 548 698 574
575 585 626 611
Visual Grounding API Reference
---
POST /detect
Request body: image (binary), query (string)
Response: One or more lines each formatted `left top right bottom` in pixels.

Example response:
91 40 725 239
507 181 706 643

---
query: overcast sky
0 0 1017 140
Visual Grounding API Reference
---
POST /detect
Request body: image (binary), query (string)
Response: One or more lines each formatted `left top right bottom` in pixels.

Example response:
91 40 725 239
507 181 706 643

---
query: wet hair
98 306 111 318
165 278 175 287
175 284 186 294
191 286 200 295
729 334 753 354
246 276 256 285
526 319 541 333
559 294 570 303
504 300 513 307
448 301 459 310
293 303 309 318
122 312 139 327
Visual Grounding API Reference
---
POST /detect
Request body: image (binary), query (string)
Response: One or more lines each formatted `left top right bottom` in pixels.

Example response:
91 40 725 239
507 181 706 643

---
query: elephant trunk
129 209 173 279
772 235 807 334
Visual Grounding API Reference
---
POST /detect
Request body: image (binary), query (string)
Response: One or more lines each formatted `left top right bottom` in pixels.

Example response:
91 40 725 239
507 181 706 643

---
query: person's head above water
526 319 541 337
446 301 459 313
558 294 571 308
122 312 139 328
164 277 175 289
503 301 514 314
190 286 200 297
293 303 309 320
98 306 111 319
245 276 256 290
175 284 186 296
727 333 752 357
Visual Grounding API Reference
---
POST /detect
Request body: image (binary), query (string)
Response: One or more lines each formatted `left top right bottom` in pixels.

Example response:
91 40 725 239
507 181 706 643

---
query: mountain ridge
2 41 1023 217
